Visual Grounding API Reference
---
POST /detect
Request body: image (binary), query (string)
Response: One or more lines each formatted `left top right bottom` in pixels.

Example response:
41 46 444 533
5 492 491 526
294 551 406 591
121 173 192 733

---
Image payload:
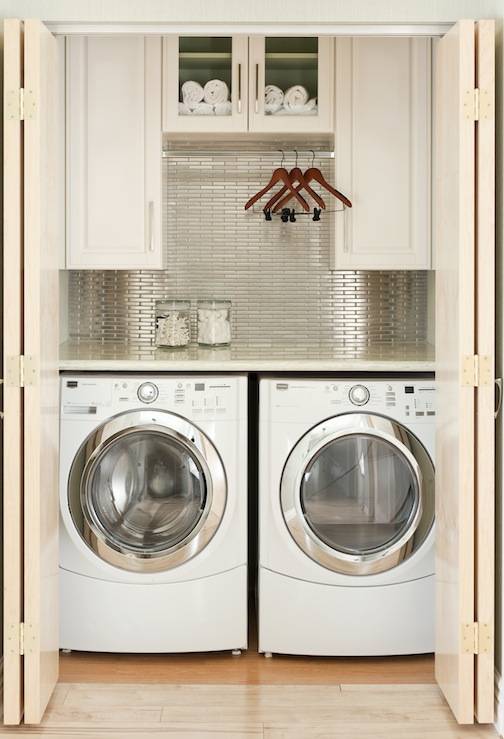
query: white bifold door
3 18 60 725
434 19 495 725
1 16 497 728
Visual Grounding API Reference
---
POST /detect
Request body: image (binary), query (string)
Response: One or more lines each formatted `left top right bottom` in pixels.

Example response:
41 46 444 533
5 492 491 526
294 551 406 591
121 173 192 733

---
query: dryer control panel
267 378 435 425
61 375 242 421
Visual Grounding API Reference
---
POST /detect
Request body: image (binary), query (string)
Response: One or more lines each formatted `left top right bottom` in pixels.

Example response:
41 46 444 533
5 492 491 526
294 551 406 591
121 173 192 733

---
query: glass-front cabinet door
163 35 248 132
248 36 334 133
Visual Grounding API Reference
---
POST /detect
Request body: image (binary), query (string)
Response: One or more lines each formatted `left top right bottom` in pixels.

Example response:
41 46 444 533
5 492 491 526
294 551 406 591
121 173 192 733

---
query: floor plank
0 683 497 737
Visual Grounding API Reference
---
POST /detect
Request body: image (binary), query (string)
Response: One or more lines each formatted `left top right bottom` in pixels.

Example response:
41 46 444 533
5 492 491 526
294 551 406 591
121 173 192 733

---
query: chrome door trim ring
280 412 434 576
68 409 227 573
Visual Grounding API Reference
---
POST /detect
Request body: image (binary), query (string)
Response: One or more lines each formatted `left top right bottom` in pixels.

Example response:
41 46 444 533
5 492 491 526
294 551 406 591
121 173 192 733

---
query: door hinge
5 355 37 388
5 88 36 121
19 622 25 656
462 354 492 387
462 622 491 654
464 88 493 121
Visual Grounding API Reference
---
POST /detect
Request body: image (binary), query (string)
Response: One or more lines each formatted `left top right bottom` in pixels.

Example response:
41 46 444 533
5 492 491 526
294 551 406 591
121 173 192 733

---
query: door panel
23 18 60 724
333 37 431 269
434 19 476 724
248 36 334 133
66 36 162 268
162 35 248 133
474 18 495 724
2 17 24 726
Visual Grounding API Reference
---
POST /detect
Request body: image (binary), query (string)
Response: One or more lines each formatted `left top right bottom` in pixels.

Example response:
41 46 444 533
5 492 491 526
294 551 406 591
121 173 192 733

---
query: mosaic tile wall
68 142 428 349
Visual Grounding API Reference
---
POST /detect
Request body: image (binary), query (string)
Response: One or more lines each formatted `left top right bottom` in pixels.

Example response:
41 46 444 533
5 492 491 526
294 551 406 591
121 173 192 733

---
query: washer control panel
61 375 240 420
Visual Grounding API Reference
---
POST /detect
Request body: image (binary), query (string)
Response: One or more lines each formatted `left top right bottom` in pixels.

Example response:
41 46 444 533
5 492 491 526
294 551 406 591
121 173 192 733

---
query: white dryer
60 373 248 653
259 377 435 656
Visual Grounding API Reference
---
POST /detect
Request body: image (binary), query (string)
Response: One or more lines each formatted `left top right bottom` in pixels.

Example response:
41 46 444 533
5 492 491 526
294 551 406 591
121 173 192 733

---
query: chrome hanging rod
162 149 334 159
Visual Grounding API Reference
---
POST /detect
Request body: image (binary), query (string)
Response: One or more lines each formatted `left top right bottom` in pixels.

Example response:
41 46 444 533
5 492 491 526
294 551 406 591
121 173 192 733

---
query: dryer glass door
300 433 419 556
84 429 206 555
281 413 434 575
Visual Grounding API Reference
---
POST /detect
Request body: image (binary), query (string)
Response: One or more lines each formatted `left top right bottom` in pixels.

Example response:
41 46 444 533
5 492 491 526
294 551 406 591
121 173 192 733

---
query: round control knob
349 384 370 406
137 382 159 404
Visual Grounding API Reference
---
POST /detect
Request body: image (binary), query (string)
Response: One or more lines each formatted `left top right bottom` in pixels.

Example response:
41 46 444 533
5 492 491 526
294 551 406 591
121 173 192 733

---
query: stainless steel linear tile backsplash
68 141 428 349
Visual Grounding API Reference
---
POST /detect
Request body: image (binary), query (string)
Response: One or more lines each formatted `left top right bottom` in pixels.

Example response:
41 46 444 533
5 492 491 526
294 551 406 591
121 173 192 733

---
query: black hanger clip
281 208 290 223
264 209 272 221
289 209 296 223
313 208 321 222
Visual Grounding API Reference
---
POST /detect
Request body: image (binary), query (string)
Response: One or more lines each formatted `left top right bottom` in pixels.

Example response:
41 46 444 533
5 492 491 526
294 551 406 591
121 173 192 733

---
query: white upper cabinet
66 36 163 269
333 38 431 270
248 36 334 133
162 35 333 134
163 36 248 132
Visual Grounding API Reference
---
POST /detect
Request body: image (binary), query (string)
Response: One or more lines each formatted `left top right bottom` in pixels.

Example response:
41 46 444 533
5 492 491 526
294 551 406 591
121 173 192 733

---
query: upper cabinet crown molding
66 36 163 270
333 37 432 270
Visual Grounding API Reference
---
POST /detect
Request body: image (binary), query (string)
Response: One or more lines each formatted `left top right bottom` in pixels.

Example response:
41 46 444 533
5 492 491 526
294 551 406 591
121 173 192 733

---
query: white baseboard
495 669 504 736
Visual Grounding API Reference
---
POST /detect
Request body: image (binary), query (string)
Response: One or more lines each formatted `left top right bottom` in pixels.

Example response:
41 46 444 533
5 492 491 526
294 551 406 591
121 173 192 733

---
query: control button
137 382 159 404
349 384 370 406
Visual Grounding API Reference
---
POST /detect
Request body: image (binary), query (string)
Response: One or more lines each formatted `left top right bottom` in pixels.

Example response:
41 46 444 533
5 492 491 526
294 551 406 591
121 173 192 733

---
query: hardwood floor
59 649 435 686
0 683 497 738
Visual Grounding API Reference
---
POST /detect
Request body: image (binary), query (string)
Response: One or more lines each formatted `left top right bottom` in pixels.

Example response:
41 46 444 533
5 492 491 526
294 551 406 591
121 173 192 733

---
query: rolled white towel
181 80 204 108
272 100 318 116
192 102 215 115
178 101 191 115
214 101 232 116
306 97 317 111
203 79 229 105
283 85 309 110
264 84 284 114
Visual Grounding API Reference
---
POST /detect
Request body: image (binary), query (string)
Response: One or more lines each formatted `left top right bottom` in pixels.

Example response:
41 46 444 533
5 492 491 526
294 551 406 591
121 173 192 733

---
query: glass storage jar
155 300 191 348
197 300 232 346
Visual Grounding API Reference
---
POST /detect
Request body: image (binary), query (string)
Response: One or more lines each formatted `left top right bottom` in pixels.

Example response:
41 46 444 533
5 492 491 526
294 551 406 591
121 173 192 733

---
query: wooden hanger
244 152 310 212
272 152 352 213
263 151 325 212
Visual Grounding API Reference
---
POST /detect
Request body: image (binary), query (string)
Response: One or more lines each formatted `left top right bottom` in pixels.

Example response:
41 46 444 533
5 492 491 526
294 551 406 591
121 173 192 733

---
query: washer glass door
281 413 434 575
84 429 206 555
69 410 227 573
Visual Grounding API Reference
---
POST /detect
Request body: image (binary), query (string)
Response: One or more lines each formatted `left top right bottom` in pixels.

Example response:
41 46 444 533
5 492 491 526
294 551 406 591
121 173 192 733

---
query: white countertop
59 341 435 373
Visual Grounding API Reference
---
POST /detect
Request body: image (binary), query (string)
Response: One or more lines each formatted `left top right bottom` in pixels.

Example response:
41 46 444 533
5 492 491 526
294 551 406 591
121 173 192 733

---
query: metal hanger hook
310 150 315 168
294 149 298 168
278 149 285 168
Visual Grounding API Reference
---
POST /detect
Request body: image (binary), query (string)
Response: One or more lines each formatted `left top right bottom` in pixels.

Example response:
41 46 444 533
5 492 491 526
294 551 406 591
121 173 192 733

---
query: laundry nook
0 2 503 738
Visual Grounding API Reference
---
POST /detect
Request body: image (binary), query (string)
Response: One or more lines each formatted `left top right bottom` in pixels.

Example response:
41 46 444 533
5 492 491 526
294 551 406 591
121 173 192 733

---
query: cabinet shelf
178 52 318 61
179 52 232 60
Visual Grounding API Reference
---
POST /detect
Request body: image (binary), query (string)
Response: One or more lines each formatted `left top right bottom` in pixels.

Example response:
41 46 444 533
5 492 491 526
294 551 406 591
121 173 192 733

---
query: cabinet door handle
255 63 259 113
148 201 155 252
237 63 242 114
495 378 502 419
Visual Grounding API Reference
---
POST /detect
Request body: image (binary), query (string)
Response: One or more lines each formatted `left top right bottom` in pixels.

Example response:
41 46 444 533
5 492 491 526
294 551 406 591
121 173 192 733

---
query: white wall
0 0 502 24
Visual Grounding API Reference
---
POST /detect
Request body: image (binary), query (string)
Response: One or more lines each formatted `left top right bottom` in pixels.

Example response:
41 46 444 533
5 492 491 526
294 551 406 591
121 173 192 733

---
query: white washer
60 373 248 653
259 377 435 657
